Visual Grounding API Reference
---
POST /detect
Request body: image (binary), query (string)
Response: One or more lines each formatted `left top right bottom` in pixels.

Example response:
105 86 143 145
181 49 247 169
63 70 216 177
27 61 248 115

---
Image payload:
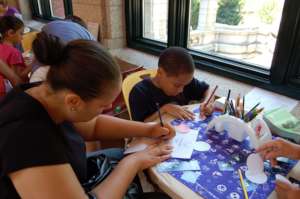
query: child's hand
24 56 33 66
200 102 214 117
23 51 34 66
256 138 300 166
9 74 23 87
161 104 194 120
129 142 173 171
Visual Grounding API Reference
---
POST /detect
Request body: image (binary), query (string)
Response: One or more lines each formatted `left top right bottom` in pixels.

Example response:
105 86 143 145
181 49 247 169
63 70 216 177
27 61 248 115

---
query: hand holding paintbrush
200 85 218 118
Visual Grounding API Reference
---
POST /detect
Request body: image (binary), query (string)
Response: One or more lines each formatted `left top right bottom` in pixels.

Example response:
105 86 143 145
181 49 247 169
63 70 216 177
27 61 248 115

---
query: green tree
259 0 278 24
216 0 244 25
191 0 201 30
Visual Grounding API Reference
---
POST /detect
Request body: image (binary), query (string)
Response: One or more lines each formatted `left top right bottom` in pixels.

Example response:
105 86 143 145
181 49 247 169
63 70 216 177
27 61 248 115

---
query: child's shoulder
0 44 20 59
0 44 23 65
0 43 18 52
134 78 153 90
130 78 156 97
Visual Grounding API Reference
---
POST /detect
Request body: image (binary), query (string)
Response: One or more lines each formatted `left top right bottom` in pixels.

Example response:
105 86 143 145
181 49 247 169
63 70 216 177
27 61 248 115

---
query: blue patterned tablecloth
166 110 297 199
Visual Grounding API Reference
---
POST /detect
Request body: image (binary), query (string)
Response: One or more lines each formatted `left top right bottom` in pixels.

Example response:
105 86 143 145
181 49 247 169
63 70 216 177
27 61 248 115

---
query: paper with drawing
124 129 198 159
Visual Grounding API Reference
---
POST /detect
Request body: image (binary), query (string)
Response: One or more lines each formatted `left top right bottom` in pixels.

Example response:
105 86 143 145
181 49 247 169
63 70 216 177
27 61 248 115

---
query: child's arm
0 60 23 86
144 103 195 122
12 64 32 81
19 64 32 80
8 48 32 81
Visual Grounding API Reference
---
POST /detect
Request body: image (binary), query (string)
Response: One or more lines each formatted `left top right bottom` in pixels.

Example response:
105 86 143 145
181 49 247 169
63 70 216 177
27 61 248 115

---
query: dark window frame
30 0 73 20
125 0 300 100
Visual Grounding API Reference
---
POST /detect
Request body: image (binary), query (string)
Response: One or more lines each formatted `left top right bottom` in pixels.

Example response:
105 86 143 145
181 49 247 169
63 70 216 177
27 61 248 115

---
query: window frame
126 0 300 100
30 0 73 20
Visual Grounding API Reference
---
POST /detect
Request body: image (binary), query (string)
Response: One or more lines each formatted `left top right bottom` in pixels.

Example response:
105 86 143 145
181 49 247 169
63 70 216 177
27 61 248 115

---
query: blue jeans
86 148 124 160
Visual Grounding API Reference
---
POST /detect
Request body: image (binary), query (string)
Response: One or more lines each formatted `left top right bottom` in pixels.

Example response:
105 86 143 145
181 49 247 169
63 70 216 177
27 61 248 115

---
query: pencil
156 102 164 127
242 96 245 120
238 169 249 199
247 107 264 122
224 89 231 114
205 85 218 106
236 94 240 117
244 102 260 122
236 94 240 109
230 100 236 116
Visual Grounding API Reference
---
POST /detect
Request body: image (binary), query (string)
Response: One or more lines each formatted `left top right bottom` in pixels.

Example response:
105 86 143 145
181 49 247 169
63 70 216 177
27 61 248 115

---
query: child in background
129 47 213 122
0 0 22 19
0 60 22 97
0 16 31 96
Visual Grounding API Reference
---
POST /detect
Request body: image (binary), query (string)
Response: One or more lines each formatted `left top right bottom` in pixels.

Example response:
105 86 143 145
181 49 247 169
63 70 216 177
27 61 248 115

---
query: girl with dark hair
0 32 174 199
0 16 31 97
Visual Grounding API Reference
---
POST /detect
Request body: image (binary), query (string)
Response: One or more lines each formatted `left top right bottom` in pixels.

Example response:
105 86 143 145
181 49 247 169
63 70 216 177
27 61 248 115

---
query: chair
122 69 157 120
21 31 38 52
122 69 158 193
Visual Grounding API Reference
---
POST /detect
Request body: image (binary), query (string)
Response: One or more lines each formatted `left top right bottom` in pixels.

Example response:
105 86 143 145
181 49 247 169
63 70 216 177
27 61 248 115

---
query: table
148 104 300 199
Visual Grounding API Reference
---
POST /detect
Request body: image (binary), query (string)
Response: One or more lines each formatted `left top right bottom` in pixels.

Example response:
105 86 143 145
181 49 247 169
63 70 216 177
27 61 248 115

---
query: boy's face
157 68 194 96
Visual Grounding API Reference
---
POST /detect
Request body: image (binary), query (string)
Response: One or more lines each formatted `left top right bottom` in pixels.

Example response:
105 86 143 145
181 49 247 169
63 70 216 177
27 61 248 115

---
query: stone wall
72 0 126 49
15 0 126 49
189 24 275 60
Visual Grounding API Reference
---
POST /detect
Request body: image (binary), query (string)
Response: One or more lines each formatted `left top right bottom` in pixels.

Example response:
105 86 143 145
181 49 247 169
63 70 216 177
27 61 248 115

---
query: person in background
42 15 95 44
257 138 300 199
0 16 31 97
0 60 22 98
30 15 95 80
0 0 22 19
129 47 213 122
65 15 88 29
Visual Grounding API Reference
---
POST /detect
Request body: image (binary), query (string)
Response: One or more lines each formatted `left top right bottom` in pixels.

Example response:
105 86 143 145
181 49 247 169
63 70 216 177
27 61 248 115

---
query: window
143 0 169 42
37 0 43 16
188 0 285 70
30 0 73 20
49 0 66 18
126 0 300 99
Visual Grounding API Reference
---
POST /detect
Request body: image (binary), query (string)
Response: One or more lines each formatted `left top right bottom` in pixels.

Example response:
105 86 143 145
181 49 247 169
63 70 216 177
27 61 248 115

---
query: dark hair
32 32 121 101
65 15 87 29
158 47 195 76
0 16 24 40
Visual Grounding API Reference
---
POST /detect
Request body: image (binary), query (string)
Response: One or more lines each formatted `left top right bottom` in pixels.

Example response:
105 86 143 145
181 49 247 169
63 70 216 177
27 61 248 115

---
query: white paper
194 141 211 152
124 129 198 159
245 87 298 112
124 137 156 154
171 130 198 159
